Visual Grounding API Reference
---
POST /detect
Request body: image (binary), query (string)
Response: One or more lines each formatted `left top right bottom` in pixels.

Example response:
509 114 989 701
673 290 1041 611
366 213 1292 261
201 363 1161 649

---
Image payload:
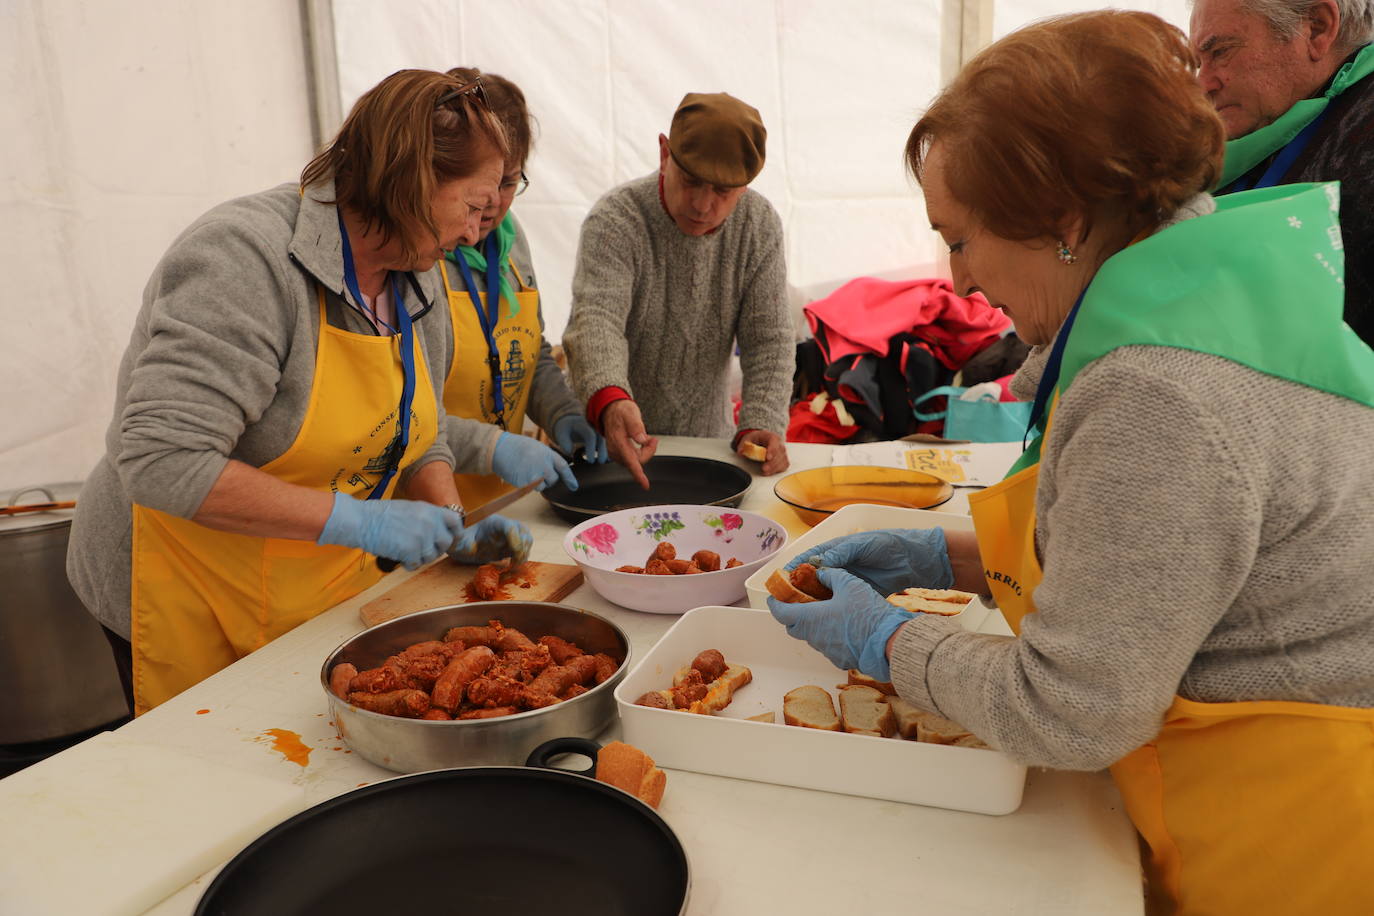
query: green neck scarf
1217 43 1374 188
447 211 519 317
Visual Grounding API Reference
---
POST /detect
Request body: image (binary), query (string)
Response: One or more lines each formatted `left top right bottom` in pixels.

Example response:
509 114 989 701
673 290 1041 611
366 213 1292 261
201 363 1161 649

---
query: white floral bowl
561 504 788 614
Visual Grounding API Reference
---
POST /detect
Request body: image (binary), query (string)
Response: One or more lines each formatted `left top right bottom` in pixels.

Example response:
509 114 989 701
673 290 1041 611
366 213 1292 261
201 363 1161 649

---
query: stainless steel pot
321 602 630 773
1 483 129 744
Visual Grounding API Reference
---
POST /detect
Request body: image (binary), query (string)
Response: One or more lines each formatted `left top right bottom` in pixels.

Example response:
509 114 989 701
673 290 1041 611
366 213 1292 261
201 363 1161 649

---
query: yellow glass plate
772 465 955 528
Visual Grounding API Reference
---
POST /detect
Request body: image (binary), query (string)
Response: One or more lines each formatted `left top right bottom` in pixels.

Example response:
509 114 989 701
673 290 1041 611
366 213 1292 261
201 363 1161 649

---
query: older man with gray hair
1191 0 1374 343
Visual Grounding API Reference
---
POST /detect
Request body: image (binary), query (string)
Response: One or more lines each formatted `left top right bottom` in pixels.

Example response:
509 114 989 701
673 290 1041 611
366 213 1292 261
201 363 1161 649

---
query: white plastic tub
743 504 1000 634
614 605 1027 815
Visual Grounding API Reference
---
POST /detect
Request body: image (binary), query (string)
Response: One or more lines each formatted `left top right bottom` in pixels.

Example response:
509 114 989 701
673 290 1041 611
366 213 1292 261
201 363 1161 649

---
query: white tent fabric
3 0 1194 489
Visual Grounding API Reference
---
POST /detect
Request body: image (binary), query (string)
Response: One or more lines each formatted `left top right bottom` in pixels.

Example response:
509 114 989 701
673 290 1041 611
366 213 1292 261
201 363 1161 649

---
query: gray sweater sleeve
889 354 1260 771
734 206 793 436
118 216 296 517
563 202 639 402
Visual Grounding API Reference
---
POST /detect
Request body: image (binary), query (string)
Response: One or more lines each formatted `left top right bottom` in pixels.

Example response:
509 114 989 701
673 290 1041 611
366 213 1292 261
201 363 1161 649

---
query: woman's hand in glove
785 528 953 595
491 432 577 491
552 415 608 465
448 515 533 567
767 567 915 682
316 493 464 571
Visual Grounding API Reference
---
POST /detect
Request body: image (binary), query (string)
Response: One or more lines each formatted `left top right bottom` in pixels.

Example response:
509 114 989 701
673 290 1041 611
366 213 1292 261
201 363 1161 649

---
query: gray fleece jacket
439 213 582 441
562 173 793 438
68 181 501 637
888 210 1374 771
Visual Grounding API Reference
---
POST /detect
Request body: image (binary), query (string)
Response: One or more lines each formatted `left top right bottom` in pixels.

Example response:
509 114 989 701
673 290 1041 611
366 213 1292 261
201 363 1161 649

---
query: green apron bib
1217 44 1374 189
1011 182 1374 476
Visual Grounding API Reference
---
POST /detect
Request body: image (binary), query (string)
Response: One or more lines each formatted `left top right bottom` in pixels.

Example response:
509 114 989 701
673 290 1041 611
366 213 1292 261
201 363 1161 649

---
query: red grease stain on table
259 728 312 767
195 709 211 715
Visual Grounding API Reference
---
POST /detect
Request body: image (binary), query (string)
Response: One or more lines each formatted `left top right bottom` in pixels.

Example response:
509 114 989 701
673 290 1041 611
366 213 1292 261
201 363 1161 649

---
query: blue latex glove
448 515 533 567
317 493 464 571
552 415 609 464
767 567 915 682
491 432 577 491
785 528 954 595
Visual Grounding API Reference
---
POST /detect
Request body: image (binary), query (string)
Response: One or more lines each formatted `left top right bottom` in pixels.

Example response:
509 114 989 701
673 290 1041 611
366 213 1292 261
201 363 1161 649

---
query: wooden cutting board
359 560 584 627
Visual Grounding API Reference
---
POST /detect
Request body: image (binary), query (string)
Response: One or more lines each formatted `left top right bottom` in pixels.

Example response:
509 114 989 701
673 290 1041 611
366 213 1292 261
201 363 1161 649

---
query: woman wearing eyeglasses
437 68 608 511
68 69 532 715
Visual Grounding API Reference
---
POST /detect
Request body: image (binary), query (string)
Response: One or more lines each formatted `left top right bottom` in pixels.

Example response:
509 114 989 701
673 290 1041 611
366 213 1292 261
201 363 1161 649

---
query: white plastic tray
614 605 1027 815
744 505 1002 634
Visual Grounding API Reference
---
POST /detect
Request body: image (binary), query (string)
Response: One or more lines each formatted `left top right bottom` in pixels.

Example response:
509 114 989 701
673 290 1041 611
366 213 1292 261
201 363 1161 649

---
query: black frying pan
542 455 752 524
195 739 688 916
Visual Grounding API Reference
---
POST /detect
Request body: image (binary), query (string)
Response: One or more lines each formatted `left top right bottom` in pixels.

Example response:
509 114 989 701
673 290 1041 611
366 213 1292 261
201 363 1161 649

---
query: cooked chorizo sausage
348 665 409 694
565 654 600 686
432 646 496 712
400 640 448 660
725 558 743 569
645 558 673 575
457 706 519 719
472 563 503 601
591 653 619 684
790 563 833 600
329 663 358 699
691 550 721 572
527 663 581 700
615 565 645 574
347 689 430 718
444 625 494 646
664 558 699 575
466 674 525 708
636 691 672 709
538 635 585 665
391 652 449 690
649 542 676 564
421 708 452 720
488 645 553 682
691 649 727 681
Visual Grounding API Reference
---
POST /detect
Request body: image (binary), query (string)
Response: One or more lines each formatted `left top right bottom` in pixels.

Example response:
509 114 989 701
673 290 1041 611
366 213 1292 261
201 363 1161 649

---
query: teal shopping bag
912 385 1032 442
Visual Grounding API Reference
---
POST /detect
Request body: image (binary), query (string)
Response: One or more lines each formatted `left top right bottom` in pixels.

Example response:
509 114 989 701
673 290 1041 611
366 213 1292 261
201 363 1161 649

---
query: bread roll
739 441 768 462
838 685 897 738
783 685 841 731
596 740 667 808
885 587 977 616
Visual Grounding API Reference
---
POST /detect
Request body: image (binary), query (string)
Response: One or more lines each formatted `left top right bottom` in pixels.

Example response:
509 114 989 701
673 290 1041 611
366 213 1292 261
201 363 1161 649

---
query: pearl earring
1056 241 1077 265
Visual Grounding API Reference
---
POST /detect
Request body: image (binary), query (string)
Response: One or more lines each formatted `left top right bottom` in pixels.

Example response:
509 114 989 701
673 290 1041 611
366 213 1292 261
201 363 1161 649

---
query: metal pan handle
524 736 601 777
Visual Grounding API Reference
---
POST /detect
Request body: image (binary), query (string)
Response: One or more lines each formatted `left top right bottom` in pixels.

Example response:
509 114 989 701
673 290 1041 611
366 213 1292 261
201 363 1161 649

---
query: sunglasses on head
435 78 489 110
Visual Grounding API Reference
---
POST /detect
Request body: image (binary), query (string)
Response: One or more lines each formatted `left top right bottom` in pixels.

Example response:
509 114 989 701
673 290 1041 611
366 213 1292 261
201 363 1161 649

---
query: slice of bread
783 685 841 731
844 669 896 696
838 685 897 738
953 734 991 750
687 664 753 715
746 710 776 723
739 441 768 462
886 587 977 616
888 695 973 744
766 568 820 603
597 740 667 808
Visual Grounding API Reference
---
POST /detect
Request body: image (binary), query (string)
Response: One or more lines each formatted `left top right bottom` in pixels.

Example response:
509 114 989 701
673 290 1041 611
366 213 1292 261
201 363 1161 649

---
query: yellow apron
441 257 541 508
967 407 1374 915
129 290 438 714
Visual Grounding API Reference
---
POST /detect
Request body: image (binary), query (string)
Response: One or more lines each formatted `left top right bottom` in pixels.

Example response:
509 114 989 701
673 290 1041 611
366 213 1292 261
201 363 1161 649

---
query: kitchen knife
376 478 543 572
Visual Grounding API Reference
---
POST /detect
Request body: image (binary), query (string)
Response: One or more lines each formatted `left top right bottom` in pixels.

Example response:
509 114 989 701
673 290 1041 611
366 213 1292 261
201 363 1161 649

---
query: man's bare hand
736 429 789 476
602 399 659 490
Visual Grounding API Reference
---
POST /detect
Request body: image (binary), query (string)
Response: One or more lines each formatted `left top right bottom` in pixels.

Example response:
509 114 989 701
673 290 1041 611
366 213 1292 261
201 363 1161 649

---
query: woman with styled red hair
769 11 1374 913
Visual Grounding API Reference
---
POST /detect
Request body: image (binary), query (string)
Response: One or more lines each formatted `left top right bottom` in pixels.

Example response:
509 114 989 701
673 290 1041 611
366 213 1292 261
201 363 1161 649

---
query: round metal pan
542 455 752 524
195 740 689 915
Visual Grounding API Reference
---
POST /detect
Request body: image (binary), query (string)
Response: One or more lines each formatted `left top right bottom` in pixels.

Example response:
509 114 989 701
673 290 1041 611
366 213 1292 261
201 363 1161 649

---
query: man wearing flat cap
563 92 793 488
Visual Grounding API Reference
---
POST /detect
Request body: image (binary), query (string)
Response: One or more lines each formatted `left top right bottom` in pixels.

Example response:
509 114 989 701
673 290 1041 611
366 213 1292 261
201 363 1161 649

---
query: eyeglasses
435 78 488 110
500 171 530 197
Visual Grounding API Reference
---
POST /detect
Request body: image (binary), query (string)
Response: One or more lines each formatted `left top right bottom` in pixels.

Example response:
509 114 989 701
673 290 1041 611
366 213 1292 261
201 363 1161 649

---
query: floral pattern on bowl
562 504 790 614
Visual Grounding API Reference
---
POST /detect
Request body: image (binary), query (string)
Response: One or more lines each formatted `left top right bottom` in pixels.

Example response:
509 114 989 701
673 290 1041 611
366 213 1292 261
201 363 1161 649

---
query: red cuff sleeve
731 428 759 450
587 386 632 432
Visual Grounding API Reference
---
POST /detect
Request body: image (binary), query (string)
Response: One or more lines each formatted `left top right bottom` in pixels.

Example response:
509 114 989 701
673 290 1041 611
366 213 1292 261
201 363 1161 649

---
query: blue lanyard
337 211 415 500
1024 288 1089 450
453 233 508 429
1225 107 1330 193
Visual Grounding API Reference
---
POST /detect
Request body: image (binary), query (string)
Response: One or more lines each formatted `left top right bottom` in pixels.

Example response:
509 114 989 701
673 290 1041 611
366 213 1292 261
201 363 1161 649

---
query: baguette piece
596 741 667 809
844 669 896 696
838 685 897 738
687 664 753 715
783 685 841 731
888 695 974 744
885 586 977 616
765 568 819 604
739 441 768 462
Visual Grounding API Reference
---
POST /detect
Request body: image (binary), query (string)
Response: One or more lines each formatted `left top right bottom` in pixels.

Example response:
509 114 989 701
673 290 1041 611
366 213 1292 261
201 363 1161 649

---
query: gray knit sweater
68 181 501 638
562 173 793 437
889 344 1374 770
